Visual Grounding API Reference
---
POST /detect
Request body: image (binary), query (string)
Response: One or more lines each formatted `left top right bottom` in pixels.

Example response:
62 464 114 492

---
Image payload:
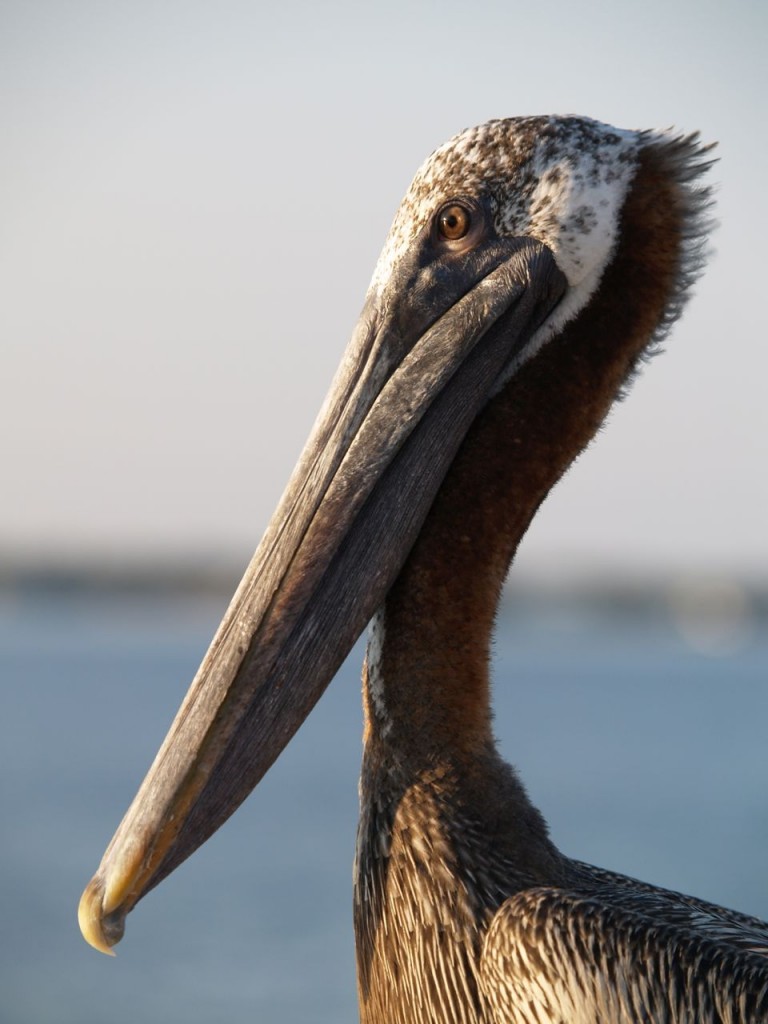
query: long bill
78 235 566 955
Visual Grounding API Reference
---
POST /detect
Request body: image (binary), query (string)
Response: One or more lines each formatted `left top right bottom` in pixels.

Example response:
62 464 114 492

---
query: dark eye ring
436 202 472 241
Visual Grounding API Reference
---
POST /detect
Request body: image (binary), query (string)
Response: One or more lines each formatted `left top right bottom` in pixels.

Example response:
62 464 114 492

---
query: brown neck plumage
355 136 709 1024
362 143 691 770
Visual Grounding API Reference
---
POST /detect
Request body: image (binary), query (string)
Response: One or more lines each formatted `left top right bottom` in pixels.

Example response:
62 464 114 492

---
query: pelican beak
78 230 566 954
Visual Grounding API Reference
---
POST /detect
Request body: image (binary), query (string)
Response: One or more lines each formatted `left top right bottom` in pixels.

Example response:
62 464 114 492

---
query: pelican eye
437 203 472 241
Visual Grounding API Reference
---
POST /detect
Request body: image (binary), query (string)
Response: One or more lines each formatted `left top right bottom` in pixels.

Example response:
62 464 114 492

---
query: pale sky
2 0 766 578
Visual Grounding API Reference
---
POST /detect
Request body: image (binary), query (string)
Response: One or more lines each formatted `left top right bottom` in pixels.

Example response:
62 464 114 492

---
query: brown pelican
79 115 768 1022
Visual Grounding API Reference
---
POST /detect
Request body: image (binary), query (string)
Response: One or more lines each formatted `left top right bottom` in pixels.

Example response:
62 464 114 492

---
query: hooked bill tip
78 877 125 956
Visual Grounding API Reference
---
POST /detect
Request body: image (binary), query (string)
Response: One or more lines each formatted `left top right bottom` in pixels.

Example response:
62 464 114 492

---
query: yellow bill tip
78 877 124 956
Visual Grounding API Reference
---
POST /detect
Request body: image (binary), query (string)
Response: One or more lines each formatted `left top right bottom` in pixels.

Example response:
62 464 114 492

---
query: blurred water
1 589 766 1023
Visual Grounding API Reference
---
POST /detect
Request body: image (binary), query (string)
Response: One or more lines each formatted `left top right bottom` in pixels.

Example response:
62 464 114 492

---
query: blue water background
1 587 766 1023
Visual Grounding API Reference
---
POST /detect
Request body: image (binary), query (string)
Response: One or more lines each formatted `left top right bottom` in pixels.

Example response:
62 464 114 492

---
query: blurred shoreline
2 557 766 651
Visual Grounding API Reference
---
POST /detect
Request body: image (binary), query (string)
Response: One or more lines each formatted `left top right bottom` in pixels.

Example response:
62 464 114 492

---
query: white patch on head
511 124 639 363
516 133 637 286
368 116 641 362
